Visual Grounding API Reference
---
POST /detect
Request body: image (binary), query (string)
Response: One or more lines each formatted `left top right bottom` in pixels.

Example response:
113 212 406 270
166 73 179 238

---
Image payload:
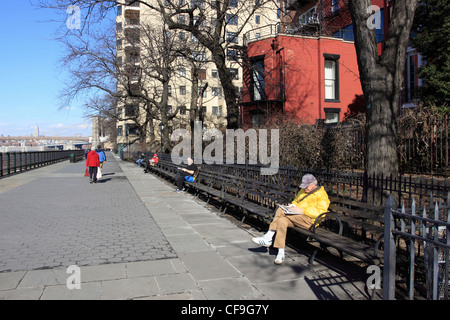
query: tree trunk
348 0 419 203
213 50 240 129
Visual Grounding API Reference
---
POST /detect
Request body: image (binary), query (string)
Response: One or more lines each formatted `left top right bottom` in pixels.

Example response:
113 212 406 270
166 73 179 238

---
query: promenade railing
0 150 84 178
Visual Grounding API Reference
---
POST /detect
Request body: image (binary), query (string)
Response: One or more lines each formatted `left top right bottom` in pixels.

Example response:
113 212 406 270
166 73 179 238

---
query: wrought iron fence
384 194 450 300
142 152 449 206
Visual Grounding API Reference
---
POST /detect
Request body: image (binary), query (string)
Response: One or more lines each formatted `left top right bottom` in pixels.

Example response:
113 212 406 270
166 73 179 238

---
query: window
125 0 139 6
227 32 238 44
198 87 207 98
125 105 139 117
255 15 260 24
228 0 237 8
227 48 239 61
117 125 123 136
126 124 139 136
324 108 340 124
211 106 223 116
212 69 218 78
191 0 204 9
180 106 186 115
191 34 199 43
192 51 206 61
405 52 420 102
179 67 186 77
226 14 238 25
178 32 186 40
228 68 239 80
331 0 339 14
250 57 265 101
324 54 340 102
198 69 206 80
250 110 265 127
168 85 172 96
180 86 186 95
212 87 222 97
193 15 206 27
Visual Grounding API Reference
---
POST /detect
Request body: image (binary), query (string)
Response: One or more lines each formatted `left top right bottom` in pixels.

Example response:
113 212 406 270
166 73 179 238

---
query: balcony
243 23 355 46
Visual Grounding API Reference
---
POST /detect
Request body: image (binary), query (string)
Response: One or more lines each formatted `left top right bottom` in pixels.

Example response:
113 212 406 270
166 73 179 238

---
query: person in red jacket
86 150 100 184
150 153 159 166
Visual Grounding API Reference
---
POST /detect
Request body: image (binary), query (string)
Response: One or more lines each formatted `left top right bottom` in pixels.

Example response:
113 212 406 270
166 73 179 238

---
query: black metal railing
384 194 450 300
136 151 449 206
0 150 84 178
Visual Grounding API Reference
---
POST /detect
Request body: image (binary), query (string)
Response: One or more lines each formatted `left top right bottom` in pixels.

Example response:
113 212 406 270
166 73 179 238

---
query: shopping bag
84 168 89 177
97 167 102 179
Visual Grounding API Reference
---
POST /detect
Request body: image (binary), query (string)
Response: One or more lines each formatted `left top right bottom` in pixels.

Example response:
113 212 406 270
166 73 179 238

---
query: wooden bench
147 159 384 267
290 196 384 266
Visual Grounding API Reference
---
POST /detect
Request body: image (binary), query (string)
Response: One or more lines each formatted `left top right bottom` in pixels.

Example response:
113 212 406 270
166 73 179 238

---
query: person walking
86 149 100 184
95 145 106 180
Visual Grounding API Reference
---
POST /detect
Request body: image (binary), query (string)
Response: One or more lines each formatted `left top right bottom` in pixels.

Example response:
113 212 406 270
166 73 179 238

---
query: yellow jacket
292 186 330 221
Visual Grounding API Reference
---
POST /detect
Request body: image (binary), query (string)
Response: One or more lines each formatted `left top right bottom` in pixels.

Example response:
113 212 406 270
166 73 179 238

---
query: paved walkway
0 153 374 300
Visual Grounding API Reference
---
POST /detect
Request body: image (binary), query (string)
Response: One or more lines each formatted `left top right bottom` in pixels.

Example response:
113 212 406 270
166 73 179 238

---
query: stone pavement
0 153 374 300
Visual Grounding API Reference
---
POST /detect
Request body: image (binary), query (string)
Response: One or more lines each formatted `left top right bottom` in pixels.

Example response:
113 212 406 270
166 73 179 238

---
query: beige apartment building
115 0 280 153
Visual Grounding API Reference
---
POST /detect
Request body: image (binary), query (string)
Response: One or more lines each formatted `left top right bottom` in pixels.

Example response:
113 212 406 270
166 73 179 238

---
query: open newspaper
277 204 303 215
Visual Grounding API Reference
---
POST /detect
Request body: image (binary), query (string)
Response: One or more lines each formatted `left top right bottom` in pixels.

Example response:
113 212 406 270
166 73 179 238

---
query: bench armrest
311 211 343 236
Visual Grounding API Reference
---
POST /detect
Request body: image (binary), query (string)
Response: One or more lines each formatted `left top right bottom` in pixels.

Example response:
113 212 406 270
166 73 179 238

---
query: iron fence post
383 195 397 300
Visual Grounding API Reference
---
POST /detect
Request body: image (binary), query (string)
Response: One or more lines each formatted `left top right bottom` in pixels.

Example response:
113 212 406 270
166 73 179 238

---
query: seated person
251 174 330 265
174 157 198 192
144 154 159 172
150 153 159 166
136 153 146 167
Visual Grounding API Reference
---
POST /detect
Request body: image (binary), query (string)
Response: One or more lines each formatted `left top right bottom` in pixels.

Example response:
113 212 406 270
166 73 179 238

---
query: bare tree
148 0 280 129
38 0 281 129
348 0 419 200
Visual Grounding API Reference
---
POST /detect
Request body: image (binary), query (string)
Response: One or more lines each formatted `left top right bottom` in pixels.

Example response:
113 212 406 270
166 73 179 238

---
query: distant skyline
0 0 93 137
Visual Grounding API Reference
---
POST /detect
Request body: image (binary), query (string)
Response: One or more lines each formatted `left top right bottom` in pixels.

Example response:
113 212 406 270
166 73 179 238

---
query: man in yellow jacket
252 174 330 265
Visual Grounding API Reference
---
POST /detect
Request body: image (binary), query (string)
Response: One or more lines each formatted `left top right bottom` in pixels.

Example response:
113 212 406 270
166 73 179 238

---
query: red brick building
240 0 390 127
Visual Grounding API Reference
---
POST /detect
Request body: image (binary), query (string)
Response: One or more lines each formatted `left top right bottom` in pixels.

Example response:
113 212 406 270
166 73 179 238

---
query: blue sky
0 0 92 137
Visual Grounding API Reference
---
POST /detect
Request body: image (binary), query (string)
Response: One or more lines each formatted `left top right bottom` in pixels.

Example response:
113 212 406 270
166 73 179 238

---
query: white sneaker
274 254 285 265
251 237 272 247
